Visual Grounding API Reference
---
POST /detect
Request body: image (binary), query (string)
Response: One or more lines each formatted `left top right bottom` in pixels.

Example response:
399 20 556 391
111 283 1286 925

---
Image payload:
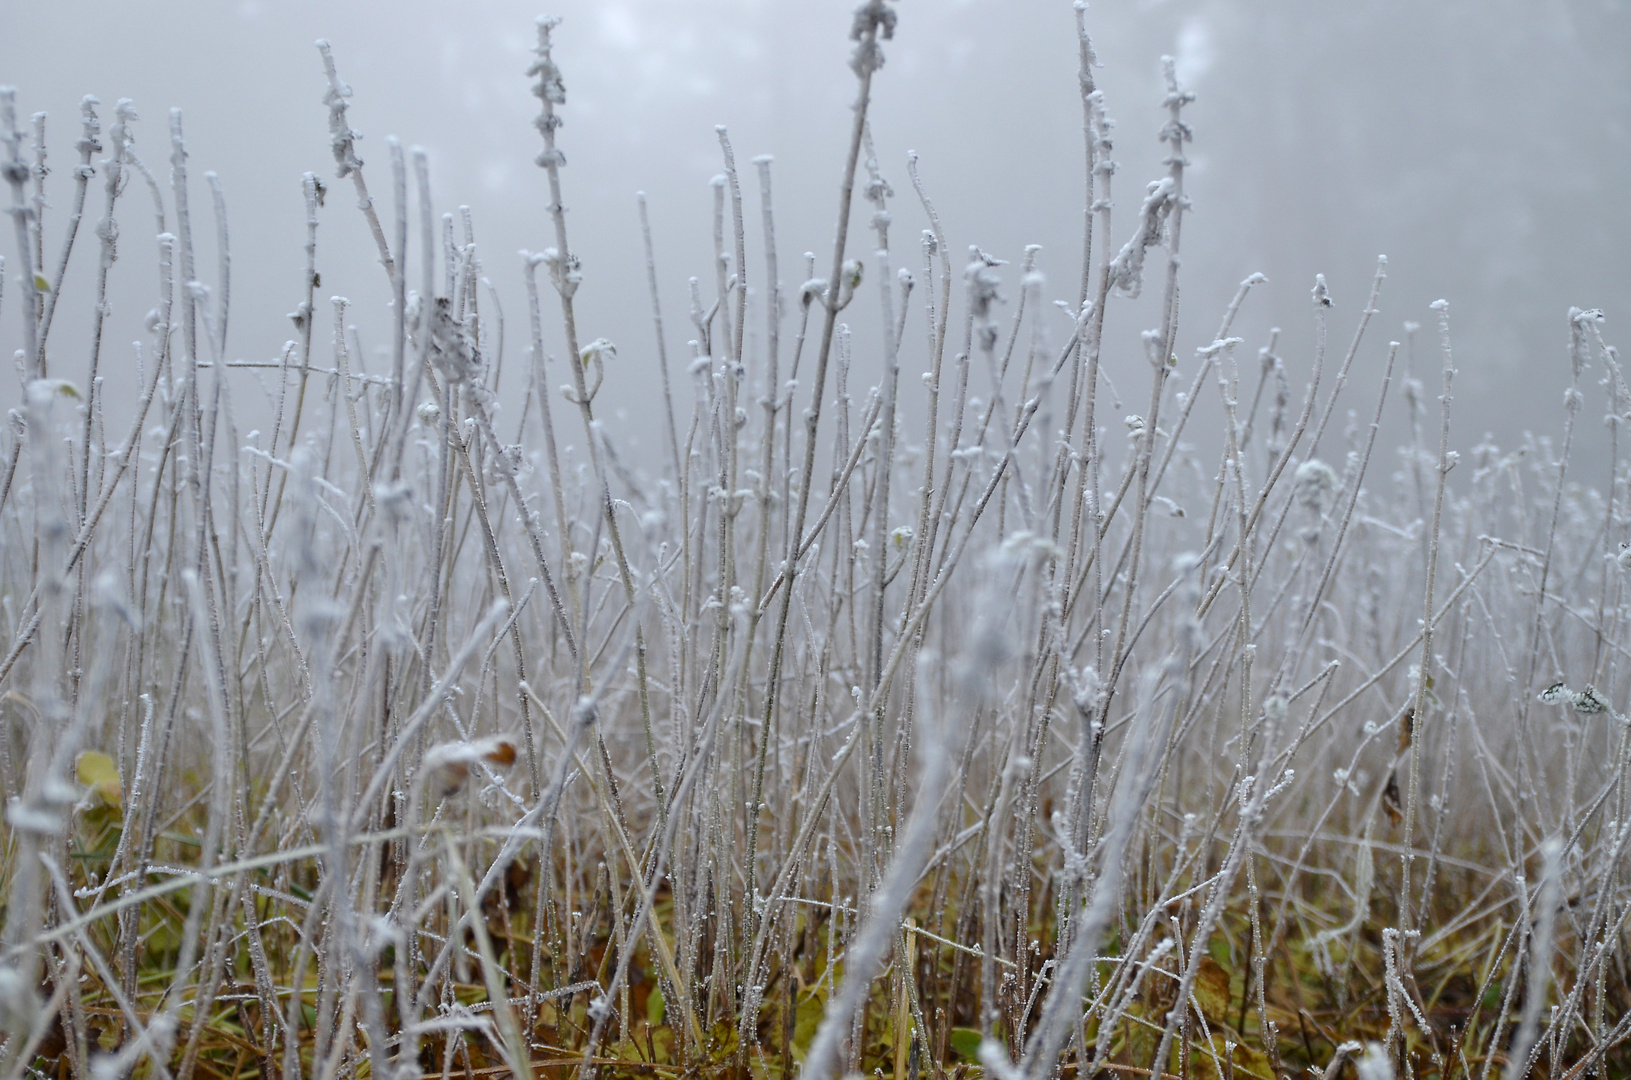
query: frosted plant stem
442 834 536 1080
1507 838 1563 1080
521 253 581 645
740 11 895 1031
316 41 397 292
1274 340 1400 688
1305 256 1388 461
37 97 100 375
1401 300 1456 933
903 154 951 619
80 101 129 527
1019 557 1201 1079
1143 693 1284 1080
375 137 408 472
383 148 437 494
260 172 322 547
803 651 958 1080
1102 59 1190 715
1065 87 1116 677
738 157 785 943
0 384 77 1080
1195 284 1332 620
1 13 1629 1080
2 89 42 381
638 192 682 483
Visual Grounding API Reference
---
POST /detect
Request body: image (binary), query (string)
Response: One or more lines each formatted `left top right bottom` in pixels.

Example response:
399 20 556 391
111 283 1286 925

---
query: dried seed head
426 296 481 384
1293 458 1338 515
1570 685 1610 715
422 736 518 797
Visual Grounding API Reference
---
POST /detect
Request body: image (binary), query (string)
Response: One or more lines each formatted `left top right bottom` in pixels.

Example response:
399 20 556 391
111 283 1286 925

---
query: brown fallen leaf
1382 770 1403 826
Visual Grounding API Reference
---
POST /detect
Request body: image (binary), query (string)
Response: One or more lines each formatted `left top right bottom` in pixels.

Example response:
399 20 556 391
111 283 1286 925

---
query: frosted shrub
0 6 1627 1080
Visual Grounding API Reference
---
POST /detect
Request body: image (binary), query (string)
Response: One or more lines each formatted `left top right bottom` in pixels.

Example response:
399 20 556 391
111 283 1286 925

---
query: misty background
2 0 1628 470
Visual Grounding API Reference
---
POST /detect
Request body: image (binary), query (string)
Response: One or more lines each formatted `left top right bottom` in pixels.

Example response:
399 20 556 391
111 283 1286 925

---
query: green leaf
647 983 665 1027
949 1027 983 1063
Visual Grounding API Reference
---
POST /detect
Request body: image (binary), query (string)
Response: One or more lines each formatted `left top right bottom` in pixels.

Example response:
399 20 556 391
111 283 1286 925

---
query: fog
3 0 1628 459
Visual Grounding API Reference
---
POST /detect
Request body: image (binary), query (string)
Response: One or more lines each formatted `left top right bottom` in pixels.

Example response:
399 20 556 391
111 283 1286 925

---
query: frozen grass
2 4 1629 1079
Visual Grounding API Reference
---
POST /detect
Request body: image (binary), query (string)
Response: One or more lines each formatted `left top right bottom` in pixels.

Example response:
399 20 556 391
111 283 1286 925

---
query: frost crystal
1107 176 1176 298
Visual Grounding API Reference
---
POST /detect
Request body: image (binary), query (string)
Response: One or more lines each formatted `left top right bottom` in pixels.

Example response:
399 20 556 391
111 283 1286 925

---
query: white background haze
2 0 1627 456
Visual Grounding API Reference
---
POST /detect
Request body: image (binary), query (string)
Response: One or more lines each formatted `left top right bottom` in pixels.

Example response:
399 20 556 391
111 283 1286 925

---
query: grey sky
3 0 1627 457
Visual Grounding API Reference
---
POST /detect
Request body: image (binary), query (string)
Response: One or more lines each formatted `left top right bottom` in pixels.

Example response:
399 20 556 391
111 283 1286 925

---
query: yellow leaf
76 751 122 808
1191 955 1234 1030
792 987 830 1062
1198 1033 1275 1080
33 273 51 293
705 1018 739 1062
1122 1001 1160 1072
